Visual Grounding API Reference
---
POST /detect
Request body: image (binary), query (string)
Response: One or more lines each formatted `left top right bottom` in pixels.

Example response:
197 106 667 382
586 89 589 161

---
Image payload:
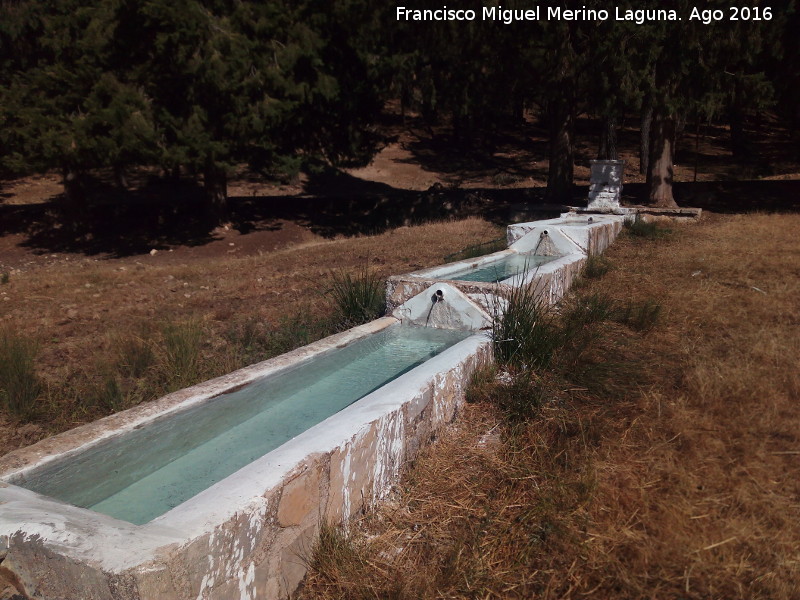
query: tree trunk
203 162 228 224
598 114 618 160
452 110 475 149
640 101 653 175
729 104 750 161
113 164 128 189
693 116 701 183
62 166 85 204
647 113 678 208
545 102 574 203
61 166 87 229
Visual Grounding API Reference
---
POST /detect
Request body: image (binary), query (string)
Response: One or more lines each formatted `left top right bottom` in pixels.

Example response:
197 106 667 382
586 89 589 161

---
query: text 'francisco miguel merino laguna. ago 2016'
396 6 684 25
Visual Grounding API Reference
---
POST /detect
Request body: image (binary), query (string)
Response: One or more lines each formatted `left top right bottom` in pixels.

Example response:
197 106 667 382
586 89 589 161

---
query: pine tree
1 0 386 224
126 0 387 223
0 0 157 209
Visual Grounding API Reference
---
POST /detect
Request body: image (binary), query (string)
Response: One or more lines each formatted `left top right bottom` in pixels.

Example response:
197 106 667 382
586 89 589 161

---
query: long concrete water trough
0 316 490 599
0 212 627 599
387 212 627 316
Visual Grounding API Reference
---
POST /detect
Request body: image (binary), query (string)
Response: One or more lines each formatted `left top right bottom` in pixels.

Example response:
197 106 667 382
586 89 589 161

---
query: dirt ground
299 211 800 599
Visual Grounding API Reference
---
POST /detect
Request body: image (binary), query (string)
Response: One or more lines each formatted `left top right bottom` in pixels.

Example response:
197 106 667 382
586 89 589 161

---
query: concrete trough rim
503 253 587 287
403 248 520 280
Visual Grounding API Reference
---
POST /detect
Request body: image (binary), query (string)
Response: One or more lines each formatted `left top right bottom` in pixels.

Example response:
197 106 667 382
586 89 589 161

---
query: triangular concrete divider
392 282 492 331
509 225 584 257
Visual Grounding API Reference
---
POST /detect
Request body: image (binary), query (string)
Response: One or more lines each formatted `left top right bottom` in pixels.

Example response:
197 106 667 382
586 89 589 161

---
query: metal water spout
425 289 445 327
533 230 556 256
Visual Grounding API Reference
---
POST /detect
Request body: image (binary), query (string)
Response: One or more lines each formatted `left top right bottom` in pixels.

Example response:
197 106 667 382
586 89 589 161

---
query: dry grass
300 213 800 599
0 217 502 452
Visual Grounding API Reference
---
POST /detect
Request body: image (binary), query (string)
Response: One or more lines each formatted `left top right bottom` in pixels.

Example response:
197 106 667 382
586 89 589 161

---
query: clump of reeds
490 282 559 369
329 268 385 328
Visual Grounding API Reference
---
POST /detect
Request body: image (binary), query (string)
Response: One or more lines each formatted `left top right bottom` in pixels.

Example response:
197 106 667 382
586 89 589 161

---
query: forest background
2 0 798 223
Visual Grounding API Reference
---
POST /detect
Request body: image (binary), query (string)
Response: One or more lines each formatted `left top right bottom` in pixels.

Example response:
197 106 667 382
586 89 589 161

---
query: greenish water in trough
16 326 470 525
443 253 557 283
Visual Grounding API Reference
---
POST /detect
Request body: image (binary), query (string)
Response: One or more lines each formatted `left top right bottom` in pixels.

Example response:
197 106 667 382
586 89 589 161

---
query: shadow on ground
397 124 551 186
622 180 800 214
0 177 220 258
1 169 798 259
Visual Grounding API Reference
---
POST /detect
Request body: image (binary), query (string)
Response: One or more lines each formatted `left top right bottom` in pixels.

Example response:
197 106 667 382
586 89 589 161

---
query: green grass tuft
329 268 385 328
0 329 41 421
491 283 559 369
623 217 671 239
582 254 612 279
264 314 338 357
307 523 371 596
223 316 274 365
559 293 617 361
89 373 128 412
491 370 555 422
616 299 662 332
160 321 204 391
114 335 156 379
